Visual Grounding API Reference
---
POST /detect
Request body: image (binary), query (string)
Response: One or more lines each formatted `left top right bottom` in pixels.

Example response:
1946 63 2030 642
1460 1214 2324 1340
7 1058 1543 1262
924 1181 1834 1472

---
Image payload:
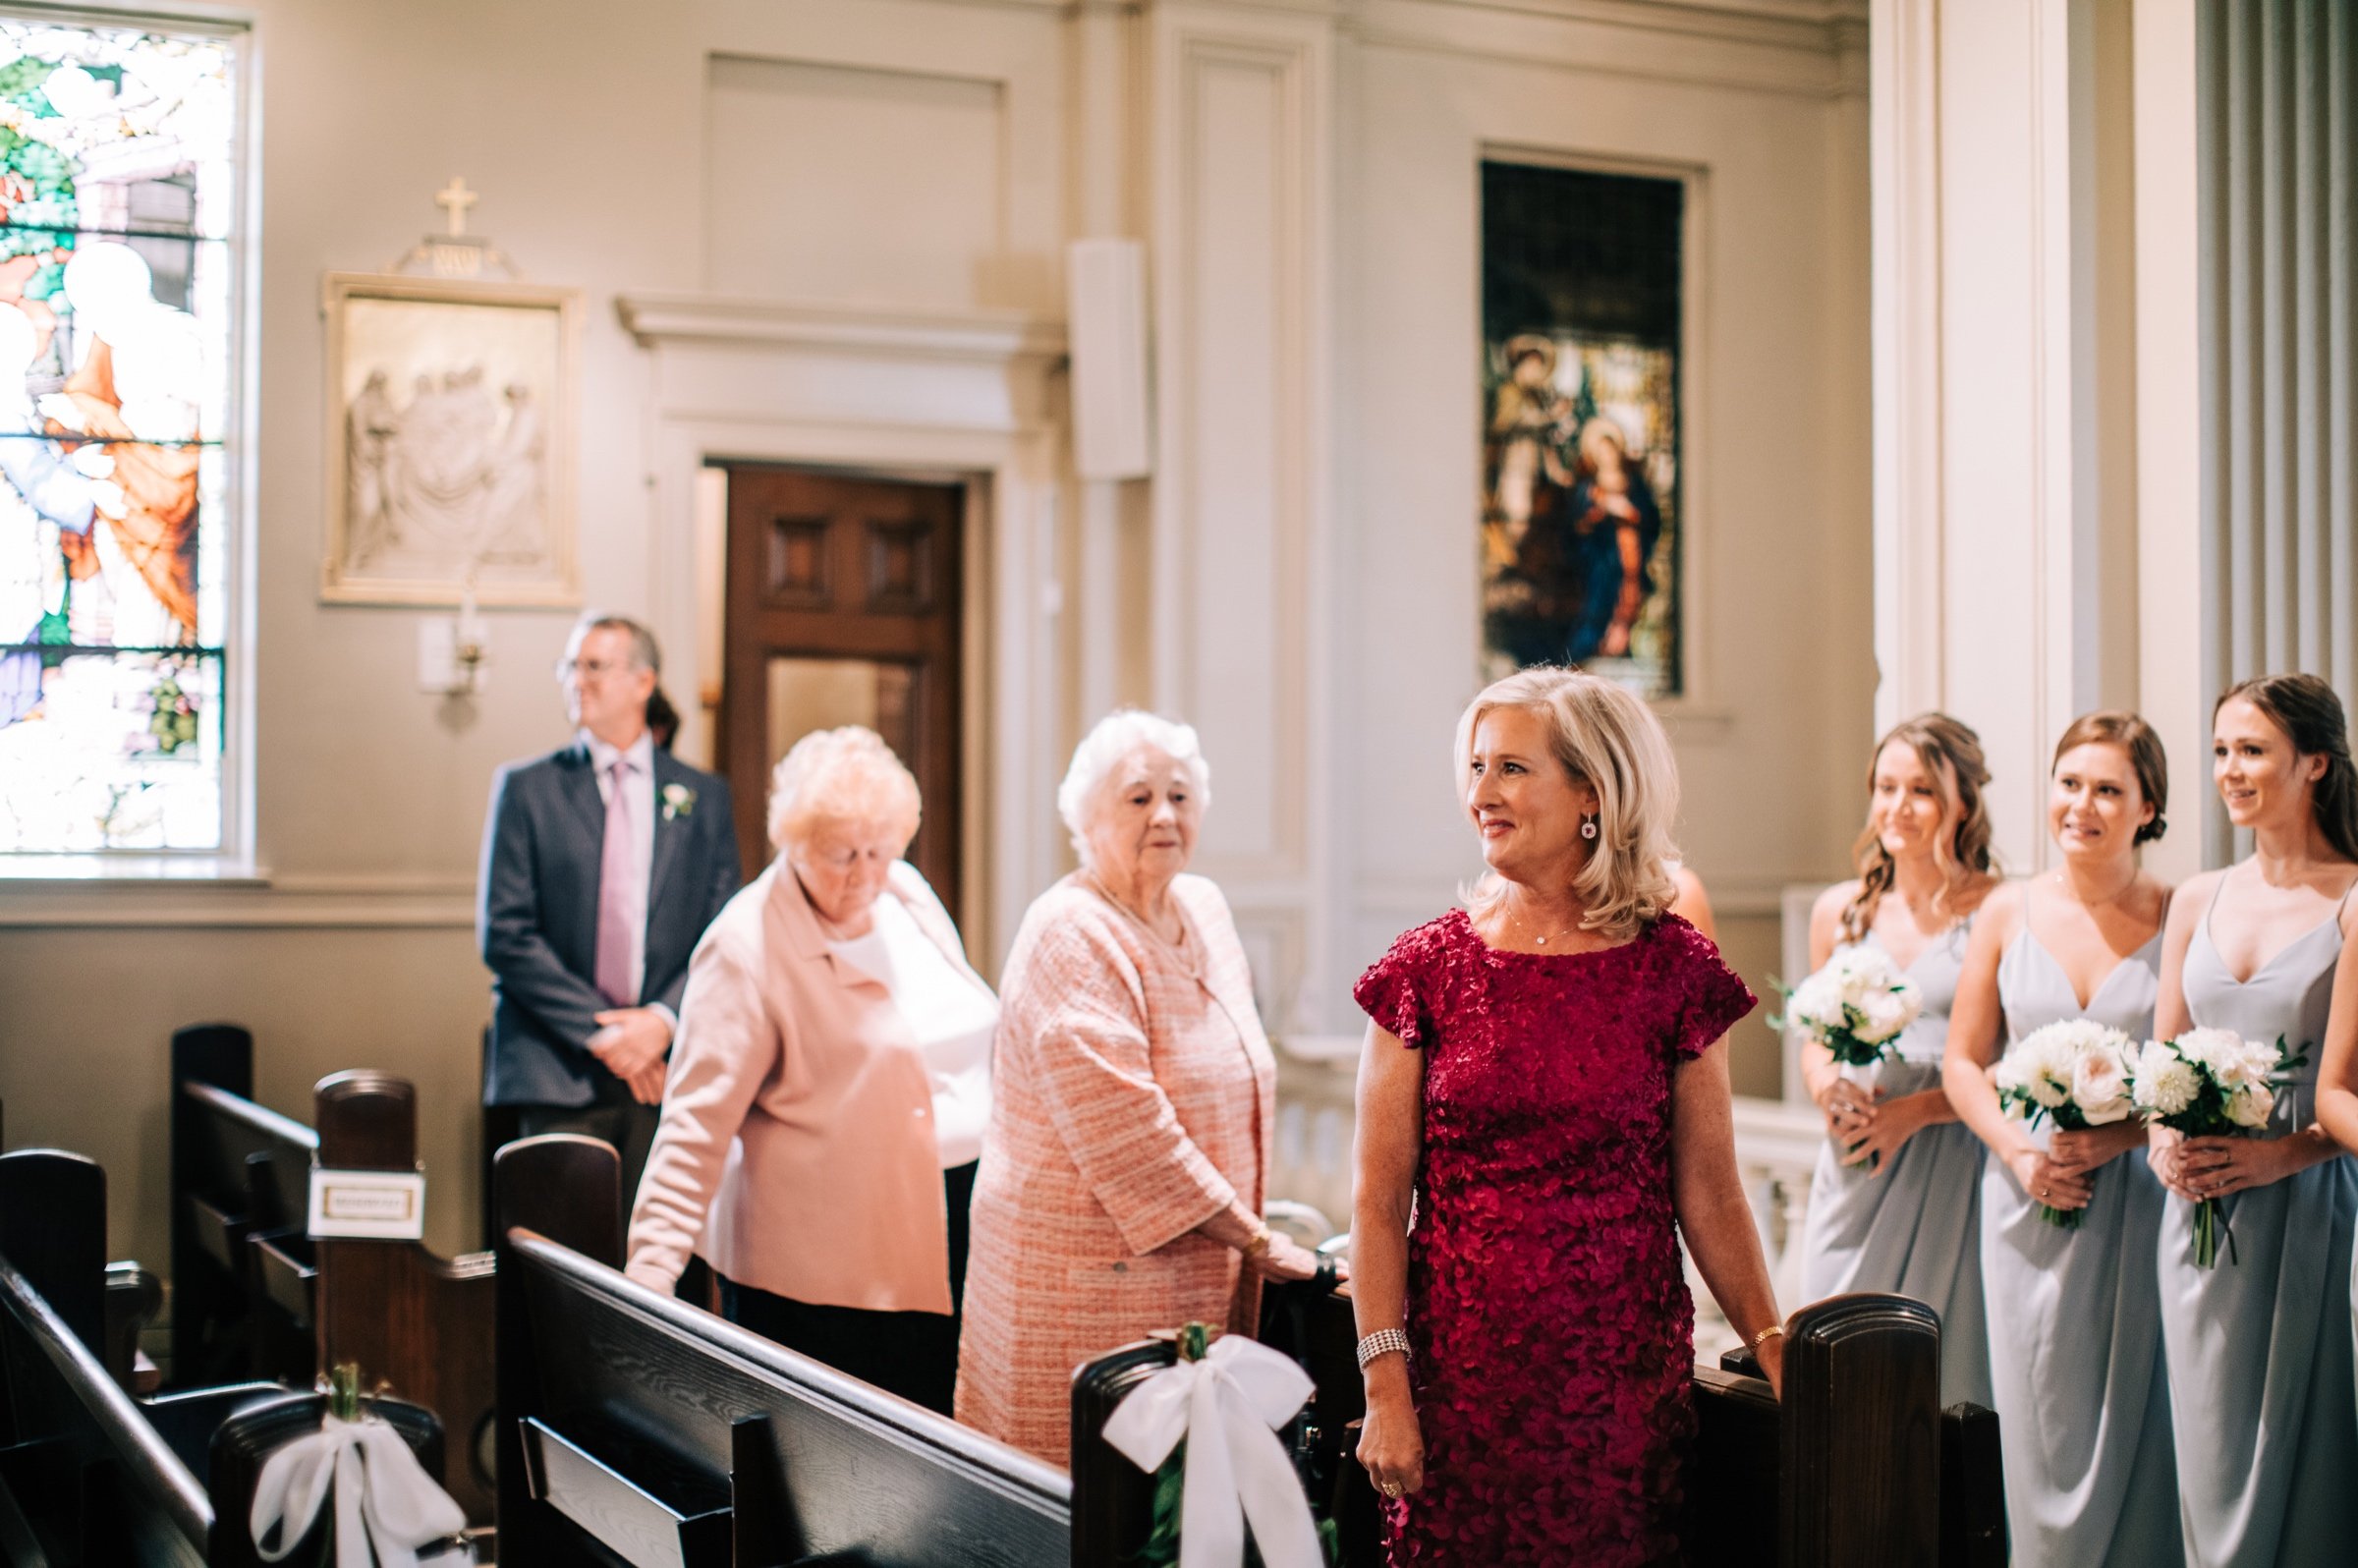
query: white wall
0 0 1874 1280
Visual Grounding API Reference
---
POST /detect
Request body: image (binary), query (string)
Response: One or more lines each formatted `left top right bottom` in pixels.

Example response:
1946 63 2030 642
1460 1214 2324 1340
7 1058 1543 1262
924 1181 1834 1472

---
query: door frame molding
619 294 1069 972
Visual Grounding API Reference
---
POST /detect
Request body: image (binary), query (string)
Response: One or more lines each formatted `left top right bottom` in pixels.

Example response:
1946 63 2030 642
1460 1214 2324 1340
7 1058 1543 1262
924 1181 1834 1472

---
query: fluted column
2200 0 2358 856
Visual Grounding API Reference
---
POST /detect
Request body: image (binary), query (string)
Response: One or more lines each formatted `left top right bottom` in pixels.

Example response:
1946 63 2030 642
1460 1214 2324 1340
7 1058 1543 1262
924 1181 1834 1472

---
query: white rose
1887 973 1924 1018
2233 1037 2284 1087
2225 1082 2276 1130
1828 947 1881 988
2071 1044 2134 1125
2214 1050 2265 1091
1852 989 1911 1045
1788 974 1845 1035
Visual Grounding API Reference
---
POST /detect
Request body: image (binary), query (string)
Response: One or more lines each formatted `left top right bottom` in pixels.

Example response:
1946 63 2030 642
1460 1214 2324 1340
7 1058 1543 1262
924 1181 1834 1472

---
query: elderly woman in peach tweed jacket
956 711 1331 1463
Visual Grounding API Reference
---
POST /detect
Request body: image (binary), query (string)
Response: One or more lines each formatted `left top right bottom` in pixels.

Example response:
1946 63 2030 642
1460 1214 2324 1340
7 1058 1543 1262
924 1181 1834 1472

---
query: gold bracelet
1242 1223 1273 1260
1751 1323 1786 1351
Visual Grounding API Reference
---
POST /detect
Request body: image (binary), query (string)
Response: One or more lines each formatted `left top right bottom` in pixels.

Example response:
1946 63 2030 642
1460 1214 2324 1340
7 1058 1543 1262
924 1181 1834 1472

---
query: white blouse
829 892 999 1168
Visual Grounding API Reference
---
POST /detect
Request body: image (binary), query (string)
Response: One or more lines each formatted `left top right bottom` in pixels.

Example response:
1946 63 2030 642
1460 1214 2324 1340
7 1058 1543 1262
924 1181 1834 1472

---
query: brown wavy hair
1840 712 1995 943
2216 674 2358 864
2052 709 2169 845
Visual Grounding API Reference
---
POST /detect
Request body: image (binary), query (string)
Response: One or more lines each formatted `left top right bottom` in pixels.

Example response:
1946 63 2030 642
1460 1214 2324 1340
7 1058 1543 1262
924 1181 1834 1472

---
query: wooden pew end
1939 1402 2004 1568
493 1134 621 1268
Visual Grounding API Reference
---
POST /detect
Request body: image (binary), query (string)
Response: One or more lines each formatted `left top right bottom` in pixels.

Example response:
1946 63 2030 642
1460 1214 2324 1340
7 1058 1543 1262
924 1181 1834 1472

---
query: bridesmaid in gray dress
1798 714 1998 1407
1943 712 2179 1568
2152 675 2358 1568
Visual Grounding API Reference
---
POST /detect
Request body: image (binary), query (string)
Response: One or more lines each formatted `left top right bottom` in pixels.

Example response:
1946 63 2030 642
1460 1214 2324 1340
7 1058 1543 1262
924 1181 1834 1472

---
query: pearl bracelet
1356 1327 1412 1370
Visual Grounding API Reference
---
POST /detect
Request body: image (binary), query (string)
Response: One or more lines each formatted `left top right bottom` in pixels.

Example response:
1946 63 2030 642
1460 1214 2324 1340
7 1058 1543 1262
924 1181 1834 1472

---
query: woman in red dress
1351 667 1786 1565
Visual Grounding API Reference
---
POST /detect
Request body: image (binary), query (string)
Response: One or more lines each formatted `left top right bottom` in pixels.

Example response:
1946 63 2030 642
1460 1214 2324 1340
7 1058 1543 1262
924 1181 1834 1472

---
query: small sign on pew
308 1168 426 1241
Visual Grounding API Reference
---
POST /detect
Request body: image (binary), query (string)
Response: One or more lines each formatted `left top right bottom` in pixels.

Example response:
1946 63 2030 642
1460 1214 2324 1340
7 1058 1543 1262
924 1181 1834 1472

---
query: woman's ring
2039 1187 2049 1198
1380 1481 1403 1499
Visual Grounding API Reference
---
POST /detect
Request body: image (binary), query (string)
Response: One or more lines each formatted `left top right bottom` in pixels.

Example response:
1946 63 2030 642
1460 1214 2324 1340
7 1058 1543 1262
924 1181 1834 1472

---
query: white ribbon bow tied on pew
249 1412 468 1568
1101 1332 1323 1568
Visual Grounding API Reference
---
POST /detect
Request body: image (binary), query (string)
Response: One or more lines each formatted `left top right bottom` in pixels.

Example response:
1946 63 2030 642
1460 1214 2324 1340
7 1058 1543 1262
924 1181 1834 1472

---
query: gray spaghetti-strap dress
2161 870 2358 1567
1797 921 1993 1407
1983 908 2179 1567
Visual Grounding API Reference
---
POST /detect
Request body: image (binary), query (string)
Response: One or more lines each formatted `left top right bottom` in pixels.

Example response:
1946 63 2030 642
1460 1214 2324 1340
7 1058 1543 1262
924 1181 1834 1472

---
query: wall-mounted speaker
1066 237 1152 480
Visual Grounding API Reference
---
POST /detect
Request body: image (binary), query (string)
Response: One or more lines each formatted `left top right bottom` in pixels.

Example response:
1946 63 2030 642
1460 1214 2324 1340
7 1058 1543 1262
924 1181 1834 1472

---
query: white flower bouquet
1993 1019 2137 1228
2129 1027 2302 1267
1774 947 1924 1070
1774 948 1925 1173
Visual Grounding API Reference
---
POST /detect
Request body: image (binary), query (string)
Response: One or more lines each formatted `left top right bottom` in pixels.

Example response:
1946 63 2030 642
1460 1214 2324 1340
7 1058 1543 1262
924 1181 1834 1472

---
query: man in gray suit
477 612 740 1215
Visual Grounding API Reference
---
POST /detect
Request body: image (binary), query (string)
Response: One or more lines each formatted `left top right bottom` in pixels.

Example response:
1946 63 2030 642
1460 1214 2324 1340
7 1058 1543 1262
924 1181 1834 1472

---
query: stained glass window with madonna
0 17 239 856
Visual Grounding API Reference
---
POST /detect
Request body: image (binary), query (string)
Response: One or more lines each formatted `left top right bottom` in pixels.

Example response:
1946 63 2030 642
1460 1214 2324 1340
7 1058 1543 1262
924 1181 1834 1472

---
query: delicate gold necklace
1508 895 1583 947
2055 864 2139 910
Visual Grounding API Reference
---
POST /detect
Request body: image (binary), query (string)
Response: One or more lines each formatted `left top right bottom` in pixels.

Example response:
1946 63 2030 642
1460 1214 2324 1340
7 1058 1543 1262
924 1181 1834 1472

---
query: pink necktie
593 758 638 1006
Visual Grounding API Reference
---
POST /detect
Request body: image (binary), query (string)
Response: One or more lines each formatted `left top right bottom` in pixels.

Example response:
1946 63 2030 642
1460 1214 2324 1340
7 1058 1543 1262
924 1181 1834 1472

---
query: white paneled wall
1873 0 2146 872
1148 4 1336 1036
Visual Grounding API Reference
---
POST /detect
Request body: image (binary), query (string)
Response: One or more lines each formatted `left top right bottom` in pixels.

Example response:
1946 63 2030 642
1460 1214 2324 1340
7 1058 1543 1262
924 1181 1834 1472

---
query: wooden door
717 464 963 912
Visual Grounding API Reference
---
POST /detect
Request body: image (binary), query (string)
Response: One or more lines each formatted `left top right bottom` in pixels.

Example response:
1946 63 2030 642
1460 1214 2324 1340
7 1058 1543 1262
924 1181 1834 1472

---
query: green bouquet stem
2191 1195 2234 1269
2034 1199 2086 1231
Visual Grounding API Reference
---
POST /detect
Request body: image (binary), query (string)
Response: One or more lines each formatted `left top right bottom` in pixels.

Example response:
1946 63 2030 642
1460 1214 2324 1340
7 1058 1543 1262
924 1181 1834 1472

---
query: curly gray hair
1057 709 1211 865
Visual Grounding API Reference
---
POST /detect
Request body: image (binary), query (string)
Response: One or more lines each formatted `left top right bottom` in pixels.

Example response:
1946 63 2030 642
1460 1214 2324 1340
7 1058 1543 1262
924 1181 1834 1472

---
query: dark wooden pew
168 1027 501 1525
313 1072 499 1524
491 1128 1995 1565
497 1135 1183 1567
169 1024 317 1388
0 1147 446 1566
1259 1280 2003 1567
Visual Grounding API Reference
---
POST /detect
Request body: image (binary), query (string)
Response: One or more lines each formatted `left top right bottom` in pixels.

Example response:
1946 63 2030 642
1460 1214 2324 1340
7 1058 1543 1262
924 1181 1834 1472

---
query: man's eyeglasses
554 655 635 681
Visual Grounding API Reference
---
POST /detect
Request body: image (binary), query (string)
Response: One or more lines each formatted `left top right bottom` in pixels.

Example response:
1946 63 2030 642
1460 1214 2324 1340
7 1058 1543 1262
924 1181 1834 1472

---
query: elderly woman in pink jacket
626 726 996 1414
955 709 1333 1463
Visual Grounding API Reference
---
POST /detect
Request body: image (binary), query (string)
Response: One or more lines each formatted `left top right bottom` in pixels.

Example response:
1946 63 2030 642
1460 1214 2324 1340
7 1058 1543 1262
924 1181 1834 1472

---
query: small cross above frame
435 177 478 238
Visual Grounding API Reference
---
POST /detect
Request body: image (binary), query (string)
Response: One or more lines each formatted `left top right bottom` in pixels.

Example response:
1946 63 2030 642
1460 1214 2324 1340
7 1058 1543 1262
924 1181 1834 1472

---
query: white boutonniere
660 783 695 821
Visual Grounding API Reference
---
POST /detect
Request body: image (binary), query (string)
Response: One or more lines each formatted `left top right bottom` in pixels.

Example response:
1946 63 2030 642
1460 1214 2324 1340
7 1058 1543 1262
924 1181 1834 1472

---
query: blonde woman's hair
1455 667 1681 941
1839 712 1994 943
766 726 922 853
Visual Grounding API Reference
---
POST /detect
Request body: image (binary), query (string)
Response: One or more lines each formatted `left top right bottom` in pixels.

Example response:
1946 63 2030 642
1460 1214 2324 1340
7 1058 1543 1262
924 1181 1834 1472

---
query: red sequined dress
1353 909 1756 1566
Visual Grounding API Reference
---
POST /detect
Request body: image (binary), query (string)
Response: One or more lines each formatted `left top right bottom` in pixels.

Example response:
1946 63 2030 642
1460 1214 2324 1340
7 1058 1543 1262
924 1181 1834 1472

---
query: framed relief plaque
320 272 581 606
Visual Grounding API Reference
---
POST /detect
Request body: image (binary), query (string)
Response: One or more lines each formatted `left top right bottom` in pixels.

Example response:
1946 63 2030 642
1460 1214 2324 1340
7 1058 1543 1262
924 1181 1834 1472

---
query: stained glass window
0 17 237 854
1481 162 1686 700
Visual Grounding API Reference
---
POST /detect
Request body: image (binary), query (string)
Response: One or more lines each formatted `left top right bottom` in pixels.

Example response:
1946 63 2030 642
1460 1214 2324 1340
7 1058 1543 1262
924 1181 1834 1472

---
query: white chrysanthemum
2131 1041 2200 1117
2025 1043 2073 1108
2225 1082 2276 1130
2071 1043 2135 1125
